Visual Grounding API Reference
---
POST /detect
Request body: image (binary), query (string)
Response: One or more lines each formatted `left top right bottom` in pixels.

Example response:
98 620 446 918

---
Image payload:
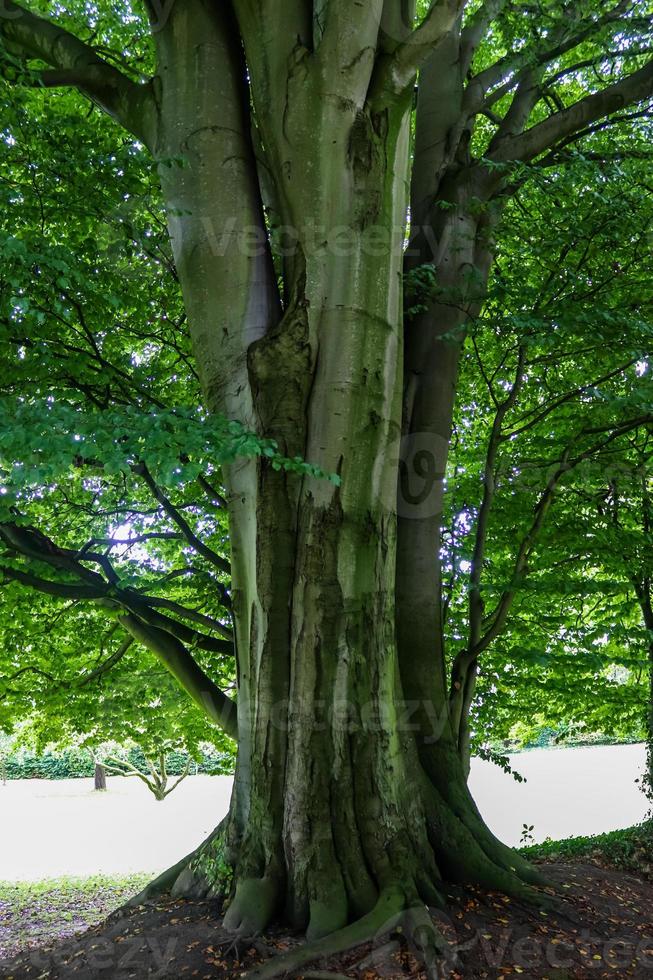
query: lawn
3 826 653 978
3 822 653 969
0 874 151 961
522 819 653 878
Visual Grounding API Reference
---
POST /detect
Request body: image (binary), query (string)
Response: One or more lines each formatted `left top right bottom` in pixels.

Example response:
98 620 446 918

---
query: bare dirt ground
2 861 653 979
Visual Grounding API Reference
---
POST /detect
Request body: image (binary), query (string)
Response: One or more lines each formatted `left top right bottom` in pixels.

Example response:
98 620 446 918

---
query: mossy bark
144 0 545 936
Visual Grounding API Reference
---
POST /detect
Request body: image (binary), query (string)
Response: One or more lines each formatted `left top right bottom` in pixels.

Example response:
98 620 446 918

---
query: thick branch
491 58 653 164
140 595 233 640
117 594 234 657
0 1 154 143
119 613 238 739
486 69 543 155
536 108 653 167
0 564 107 600
315 0 383 87
460 0 507 75
374 0 467 100
1 524 233 655
0 523 106 586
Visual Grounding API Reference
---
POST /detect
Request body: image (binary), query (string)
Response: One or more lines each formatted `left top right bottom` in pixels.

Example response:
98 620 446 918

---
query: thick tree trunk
165 161 542 944
145 2 546 938
648 640 653 797
635 589 653 798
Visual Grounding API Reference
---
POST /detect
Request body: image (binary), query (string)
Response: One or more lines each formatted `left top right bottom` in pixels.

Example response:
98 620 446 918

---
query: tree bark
94 763 107 792
145 13 548 933
7 0 603 941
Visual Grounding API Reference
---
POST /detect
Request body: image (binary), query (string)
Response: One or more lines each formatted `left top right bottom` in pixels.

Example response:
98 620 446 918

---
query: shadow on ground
1 862 653 979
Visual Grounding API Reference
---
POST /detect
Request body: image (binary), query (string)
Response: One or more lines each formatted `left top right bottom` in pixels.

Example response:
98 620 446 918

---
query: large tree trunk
141 0 546 939
647 639 653 798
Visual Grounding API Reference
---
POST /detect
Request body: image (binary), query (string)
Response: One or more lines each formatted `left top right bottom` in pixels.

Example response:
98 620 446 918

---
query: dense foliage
439 149 653 758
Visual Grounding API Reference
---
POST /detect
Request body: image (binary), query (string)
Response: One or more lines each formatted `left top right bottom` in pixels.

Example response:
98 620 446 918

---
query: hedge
0 745 234 780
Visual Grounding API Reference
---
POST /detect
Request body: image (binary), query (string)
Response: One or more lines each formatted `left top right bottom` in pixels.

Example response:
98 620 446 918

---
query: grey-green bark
4 0 653 943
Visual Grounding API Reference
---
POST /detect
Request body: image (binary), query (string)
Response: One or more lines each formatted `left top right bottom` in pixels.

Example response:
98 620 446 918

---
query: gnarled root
125 818 228 908
243 888 449 980
223 876 282 935
124 855 191 909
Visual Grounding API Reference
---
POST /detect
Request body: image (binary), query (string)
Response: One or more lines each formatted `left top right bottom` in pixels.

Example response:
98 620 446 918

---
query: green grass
4 827 653 964
0 873 152 961
520 819 653 876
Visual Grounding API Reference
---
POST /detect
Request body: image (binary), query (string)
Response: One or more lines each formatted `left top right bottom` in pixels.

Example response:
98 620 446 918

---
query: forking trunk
143 0 546 939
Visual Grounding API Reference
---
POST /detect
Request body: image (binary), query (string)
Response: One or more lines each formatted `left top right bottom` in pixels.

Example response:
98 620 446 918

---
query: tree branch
134 463 231 576
119 612 238 740
473 416 653 660
464 4 641 118
505 358 641 440
0 564 107 600
491 58 653 164
468 346 525 647
139 595 233 640
162 757 191 798
197 475 228 511
0 1 155 144
536 108 653 167
118 594 234 657
81 533 183 550
486 68 543 155
1 520 233 658
79 637 133 686
374 0 467 100
2 664 55 684
0 523 106 586
460 0 507 76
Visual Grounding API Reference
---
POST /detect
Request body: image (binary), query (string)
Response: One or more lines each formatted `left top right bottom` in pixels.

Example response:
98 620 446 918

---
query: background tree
453 152 653 780
1 1 653 970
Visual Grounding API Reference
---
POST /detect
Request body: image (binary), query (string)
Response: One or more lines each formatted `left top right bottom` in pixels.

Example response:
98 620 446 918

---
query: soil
1 862 653 979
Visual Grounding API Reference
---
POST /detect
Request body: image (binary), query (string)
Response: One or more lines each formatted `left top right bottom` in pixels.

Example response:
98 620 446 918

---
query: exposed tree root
125 819 227 908
243 888 450 980
243 887 408 979
124 853 196 908
223 876 281 935
352 940 401 971
302 973 358 980
399 904 449 980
